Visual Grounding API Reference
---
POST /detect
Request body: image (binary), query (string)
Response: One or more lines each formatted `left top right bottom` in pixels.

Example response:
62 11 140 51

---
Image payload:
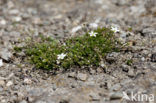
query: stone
106 82 112 89
32 17 42 25
35 101 47 103
1 99 6 103
141 57 145 62
95 0 103 4
141 28 156 37
0 49 12 61
111 84 121 91
110 92 123 100
128 69 135 77
6 81 13 87
0 59 3 67
89 92 100 101
7 1 14 8
113 0 130 5
0 87 3 92
151 53 156 62
89 68 96 74
0 80 5 86
0 19 6 25
8 73 14 79
59 99 69 103
120 32 127 38
9 9 19 15
12 16 22 22
11 95 18 101
28 96 35 102
77 73 87 81
106 52 119 63
96 67 103 73
20 100 27 103
68 72 76 78
122 64 129 72
27 8 37 14
71 26 82 34
17 92 25 101
24 78 32 84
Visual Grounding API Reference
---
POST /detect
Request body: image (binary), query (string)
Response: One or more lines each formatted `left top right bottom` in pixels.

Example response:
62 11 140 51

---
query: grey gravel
0 0 155 103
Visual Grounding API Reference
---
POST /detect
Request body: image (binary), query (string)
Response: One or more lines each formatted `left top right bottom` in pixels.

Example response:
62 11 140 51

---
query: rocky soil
0 0 156 103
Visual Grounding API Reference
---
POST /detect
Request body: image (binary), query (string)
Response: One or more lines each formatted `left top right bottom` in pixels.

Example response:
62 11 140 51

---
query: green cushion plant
14 27 121 70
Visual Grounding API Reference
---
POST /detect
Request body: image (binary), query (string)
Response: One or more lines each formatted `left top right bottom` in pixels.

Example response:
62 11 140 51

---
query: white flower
89 31 98 37
111 26 120 33
57 53 67 60
0 59 3 67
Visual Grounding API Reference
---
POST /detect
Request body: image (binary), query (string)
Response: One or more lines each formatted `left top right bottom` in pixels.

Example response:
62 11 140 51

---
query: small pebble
89 68 96 74
9 9 19 15
35 100 47 103
0 19 6 25
96 67 103 73
7 1 14 8
32 17 42 25
0 59 3 67
151 53 156 62
71 26 82 33
77 73 88 81
28 96 34 102
6 81 13 87
20 100 27 103
141 57 145 61
0 49 12 61
128 69 135 77
0 80 5 86
24 78 32 84
1 99 6 103
111 84 121 91
110 92 123 100
0 87 3 92
68 72 76 78
122 64 129 72
89 92 100 101
12 16 22 22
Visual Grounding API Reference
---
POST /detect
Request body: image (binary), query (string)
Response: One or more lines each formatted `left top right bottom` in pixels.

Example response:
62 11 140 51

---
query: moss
127 27 133 32
14 46 22 52
15 27 122 70
126 59 133 66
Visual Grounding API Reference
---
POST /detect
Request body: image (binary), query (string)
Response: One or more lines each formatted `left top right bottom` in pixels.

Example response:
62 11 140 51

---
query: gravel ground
0 0 156 103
